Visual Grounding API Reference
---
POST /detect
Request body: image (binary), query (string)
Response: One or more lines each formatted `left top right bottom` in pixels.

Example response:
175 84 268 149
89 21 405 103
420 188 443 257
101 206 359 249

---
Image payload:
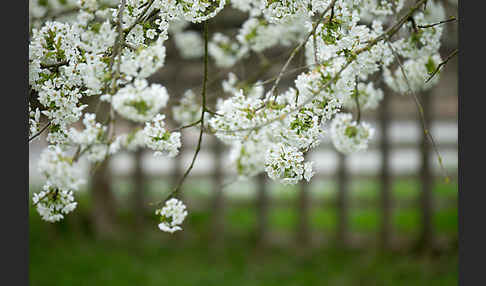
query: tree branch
29 122 51 142
269 0 338 100
354 76 361 123
417 16 457 29
213 0 429 134
425 49 458 84
40 61 69 69
154 20 211 205
386 39 449 182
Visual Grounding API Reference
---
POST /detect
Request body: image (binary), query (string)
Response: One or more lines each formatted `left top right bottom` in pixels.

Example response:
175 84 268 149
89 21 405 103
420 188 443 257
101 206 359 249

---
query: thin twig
358 0 428 53
124 0 156 33
169 119 202 133
425 49 458 84
204 107 223 117
354 76 361 123
312 23 318 64
417 16 457 29
153 21 211 205
29 122 51 142
33 191 52 207
269 0 338 100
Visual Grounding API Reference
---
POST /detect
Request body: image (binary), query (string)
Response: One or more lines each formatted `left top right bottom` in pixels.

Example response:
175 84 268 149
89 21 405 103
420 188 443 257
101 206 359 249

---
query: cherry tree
29 0 457 232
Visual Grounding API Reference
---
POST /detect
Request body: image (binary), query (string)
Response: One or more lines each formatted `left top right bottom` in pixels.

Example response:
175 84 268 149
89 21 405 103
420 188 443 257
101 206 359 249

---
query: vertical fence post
297 155 311 246
379 92 392 249
418 90 434 250
211 139 225 243
336 152 349 246
91 158 117 238
297 181 311 246
256 173 269 246
133 148 146 227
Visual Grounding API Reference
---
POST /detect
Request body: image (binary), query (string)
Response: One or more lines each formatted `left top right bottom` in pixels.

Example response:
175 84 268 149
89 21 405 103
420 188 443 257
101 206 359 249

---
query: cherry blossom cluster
207 0 450 184
330 113 374 154
155 198 188 233
28 0 197 226
29 0 454 230
111 79 169 122
33 187 78 223
34 145 84 222
143 114 182 157
68 113 108 163
265 144 315 185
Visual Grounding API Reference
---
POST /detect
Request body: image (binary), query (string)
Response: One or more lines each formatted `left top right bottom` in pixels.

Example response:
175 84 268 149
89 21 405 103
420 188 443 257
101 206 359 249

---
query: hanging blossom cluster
33 187 78 223
29 0 453 231
155 198 188 233
28 0 228 228
33 145 84 222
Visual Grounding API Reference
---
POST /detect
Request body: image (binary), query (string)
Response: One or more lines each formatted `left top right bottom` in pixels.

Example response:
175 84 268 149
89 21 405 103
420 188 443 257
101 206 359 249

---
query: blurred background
29 2 458 285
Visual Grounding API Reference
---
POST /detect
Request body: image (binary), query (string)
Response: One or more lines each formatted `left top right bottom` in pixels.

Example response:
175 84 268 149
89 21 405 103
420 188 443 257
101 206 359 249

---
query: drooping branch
155 20 211 205
386 40 449 182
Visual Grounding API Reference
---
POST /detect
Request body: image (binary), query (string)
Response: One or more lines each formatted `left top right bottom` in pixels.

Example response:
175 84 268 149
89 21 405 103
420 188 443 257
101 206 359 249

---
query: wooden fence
81 5 459 248
89 88 458 250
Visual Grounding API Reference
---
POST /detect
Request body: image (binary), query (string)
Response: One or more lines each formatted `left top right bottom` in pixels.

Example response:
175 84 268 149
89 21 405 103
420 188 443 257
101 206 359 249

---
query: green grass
29 179 458 286
30 227 458 286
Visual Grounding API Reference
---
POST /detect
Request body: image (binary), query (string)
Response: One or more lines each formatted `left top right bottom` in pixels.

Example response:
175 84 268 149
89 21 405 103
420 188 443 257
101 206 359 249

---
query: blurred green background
30 178 457 286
